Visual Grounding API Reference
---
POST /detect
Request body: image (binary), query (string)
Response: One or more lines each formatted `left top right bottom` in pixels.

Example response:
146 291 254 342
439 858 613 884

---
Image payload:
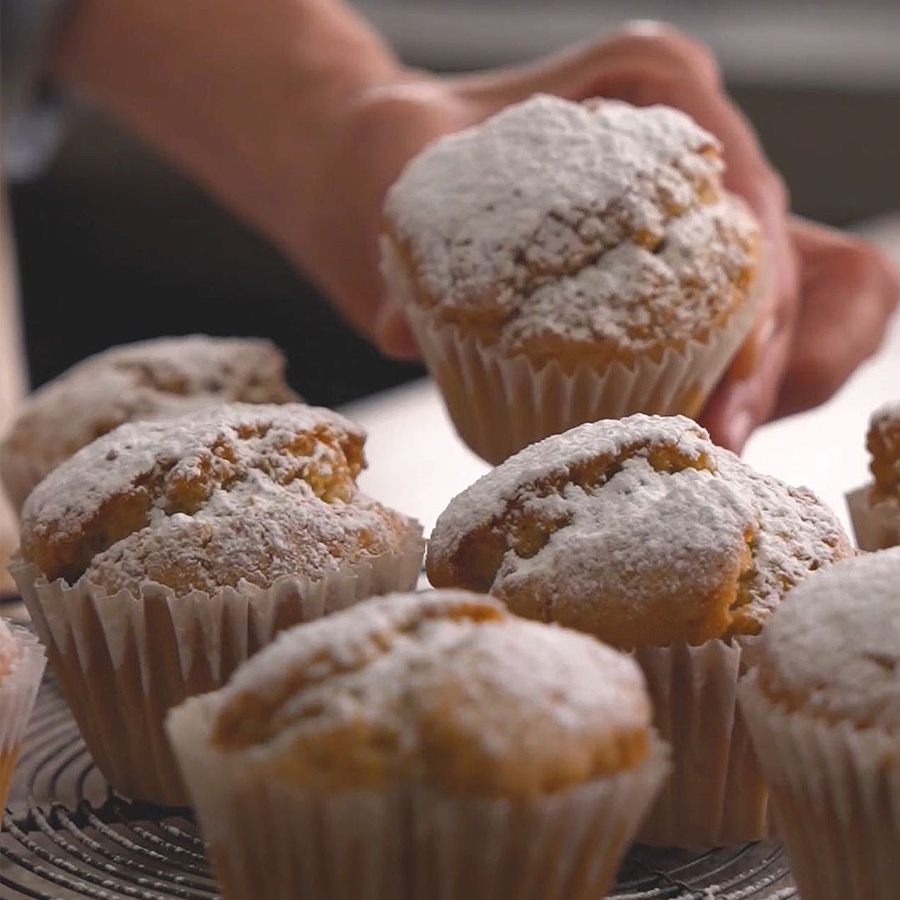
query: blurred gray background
12 0 900 404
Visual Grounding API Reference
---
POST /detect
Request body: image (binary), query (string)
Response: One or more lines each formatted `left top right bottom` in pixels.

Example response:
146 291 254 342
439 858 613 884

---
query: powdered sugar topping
212 591 650 793
759 549 900 731
871 401 900 426
23 402 361 536
429 415 711 562
384 96 757 350
19 403 417 591
428 414 851 643
0 335 297 509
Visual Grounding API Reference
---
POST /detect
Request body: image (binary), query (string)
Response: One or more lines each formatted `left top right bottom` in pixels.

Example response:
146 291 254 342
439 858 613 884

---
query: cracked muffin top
427 415 853 648
383 95 760 368
205 590 654 795
754 548 900 732
867 402 900 503
19 403 420 596
1 335 298 511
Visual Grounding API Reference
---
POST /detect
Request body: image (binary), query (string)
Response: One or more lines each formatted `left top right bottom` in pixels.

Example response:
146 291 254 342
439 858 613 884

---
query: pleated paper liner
167 691 670 900
846 485 900 552
384 236 767 465
634 635 771 849
0 626 46 812
10 523 424 807
740 672 900 900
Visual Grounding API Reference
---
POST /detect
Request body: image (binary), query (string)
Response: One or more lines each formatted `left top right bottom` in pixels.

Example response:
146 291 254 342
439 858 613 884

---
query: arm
51 0 404 339
50 6 898 449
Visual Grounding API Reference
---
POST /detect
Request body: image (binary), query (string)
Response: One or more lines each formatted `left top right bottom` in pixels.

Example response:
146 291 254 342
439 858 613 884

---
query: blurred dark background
11 0 900 406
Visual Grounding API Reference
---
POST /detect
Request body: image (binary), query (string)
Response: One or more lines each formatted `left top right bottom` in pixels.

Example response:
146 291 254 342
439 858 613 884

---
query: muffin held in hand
846 402 900 550
167 590 668 900
740 549 900 900
12 402 424 806
382 94 762 463
0 334 298 511
0 617 46 814
428 414 853 847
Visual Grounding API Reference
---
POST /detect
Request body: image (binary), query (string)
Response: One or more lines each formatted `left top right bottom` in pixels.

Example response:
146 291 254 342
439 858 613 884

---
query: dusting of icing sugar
871 401 900 426
20 403 416 591
22 402 361 534
758 548 900 731
428 414 851 643
0 616 22 678
212 591 650 792
491 458 755 637
503 197 756 351
82 479 408 594
712 449 852 624
384 95 757 350
428 414 711 565
0 335 297 510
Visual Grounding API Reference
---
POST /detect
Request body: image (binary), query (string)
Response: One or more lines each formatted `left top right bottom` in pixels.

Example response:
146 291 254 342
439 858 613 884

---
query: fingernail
724 408 754 452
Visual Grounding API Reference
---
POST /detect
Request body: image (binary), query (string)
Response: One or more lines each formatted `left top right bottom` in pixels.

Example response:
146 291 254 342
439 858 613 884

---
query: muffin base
10 527 424 807
633 636 771 849
846 485 900 551
0 626 46 813
385 238 766 465
740 673 900 900
167 693 669 900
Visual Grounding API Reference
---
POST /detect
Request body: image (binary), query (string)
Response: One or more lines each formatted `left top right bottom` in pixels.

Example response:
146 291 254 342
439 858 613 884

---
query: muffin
846 402 900 550
11 402 424 805
381 95 763 464
0 617 46 813
427 414 853 847
740 549 900 900
0 334 299 511
167 590 668 900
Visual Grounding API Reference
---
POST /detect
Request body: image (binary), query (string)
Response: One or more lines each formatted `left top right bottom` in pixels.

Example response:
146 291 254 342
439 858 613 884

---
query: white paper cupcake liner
167 691 669 900
739 672 900 900
9 523 424 807
0 625 46 808
633 635 771 848
383 237 766 464
846 485 900 552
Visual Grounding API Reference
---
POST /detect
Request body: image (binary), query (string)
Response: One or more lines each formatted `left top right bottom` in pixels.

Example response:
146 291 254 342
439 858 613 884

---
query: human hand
703 217 899 447
314 22 897 448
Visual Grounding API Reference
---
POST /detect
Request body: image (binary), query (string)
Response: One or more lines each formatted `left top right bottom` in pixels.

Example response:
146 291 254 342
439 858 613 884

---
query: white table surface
344 221 900 538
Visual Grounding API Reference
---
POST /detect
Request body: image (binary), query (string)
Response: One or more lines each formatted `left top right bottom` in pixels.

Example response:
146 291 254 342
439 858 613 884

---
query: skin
51 2 899 451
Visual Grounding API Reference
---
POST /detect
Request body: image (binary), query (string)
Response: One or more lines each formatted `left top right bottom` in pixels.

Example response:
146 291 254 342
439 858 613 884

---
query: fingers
699 258 798 451
464 22 721 111
773 219 900 417
374 305 421 360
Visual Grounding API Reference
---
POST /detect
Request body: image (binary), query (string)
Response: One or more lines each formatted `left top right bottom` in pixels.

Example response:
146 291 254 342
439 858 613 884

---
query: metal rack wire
2 677 797 899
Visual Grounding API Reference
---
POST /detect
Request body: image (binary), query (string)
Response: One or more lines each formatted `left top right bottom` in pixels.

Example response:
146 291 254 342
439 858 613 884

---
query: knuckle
606 22 722 85
789 356 847 409
833 239 890 290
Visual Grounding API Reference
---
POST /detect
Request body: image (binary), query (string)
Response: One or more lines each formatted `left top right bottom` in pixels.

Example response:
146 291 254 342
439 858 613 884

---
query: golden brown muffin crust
210 591 652 797
428 415 853 648
755 549 900 733
867 403 900 502
383 96 760 371
19 403 417 595
0 335 298 511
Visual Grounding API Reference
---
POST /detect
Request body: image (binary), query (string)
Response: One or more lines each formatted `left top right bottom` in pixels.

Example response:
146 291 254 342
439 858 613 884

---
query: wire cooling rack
2 675 798 899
